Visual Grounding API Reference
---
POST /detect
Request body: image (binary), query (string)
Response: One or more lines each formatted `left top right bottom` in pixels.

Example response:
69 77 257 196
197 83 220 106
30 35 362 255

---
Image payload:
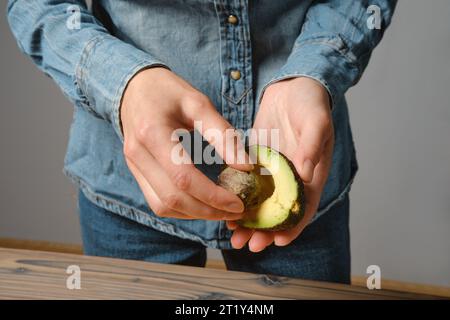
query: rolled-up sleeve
7 0 168 140
259 0 397 108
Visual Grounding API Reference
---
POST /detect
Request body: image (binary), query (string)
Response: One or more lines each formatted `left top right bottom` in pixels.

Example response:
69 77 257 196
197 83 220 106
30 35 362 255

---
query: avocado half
218 145 305 231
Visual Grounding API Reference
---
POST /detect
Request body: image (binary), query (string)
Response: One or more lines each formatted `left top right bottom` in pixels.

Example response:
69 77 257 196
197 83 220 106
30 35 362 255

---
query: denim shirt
7 0 396 249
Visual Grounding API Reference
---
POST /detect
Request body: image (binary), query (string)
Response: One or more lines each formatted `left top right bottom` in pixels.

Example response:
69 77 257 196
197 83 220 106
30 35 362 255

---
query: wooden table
0 248 438 300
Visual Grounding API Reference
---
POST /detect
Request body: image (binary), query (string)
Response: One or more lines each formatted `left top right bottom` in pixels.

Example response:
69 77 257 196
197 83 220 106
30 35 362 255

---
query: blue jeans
78 190 351 284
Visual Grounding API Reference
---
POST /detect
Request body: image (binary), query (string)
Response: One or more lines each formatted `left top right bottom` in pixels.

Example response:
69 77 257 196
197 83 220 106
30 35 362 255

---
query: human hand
227 77 335 251
121 67 252 220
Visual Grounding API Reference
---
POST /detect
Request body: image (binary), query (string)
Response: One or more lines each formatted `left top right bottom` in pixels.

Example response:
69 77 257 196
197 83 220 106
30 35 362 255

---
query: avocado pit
218 145 305 231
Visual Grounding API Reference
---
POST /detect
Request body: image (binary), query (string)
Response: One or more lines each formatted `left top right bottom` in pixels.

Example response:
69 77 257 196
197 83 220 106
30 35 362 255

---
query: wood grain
0 238 83 255
0 248 440 300
1 238 448 298
352 276 450 298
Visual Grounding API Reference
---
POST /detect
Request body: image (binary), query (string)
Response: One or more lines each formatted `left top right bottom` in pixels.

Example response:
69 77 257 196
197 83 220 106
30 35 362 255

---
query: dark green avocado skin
219 147 306 232
237 156 305 232
270 152 306 231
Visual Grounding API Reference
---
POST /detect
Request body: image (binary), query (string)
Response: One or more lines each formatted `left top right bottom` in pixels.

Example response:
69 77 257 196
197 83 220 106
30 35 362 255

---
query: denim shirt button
227 14 238 25
230 70 241 80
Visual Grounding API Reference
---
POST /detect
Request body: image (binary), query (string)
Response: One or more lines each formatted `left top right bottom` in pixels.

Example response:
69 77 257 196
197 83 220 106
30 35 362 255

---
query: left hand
227 77 335 252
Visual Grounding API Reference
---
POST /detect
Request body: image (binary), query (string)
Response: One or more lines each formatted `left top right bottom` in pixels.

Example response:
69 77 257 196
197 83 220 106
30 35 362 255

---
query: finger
126 141 244 220
137 125 246 213
230 227 255 249
248 231 274 252
274 144 333 246
183 97 253 171
226 220 239 230
273 191 323 246
126 160 191 220
274 219 308 247
293 119 332 183
273 181 320 246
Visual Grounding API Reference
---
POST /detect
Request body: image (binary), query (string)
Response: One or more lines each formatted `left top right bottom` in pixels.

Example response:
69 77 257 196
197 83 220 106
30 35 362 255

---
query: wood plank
1 238 448 298
205 258 450 298
352 276 450 299
0 248 440 300
0 238 83 255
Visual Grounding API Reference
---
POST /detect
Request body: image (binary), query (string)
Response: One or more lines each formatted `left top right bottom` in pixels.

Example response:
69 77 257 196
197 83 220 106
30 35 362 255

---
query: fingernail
302 159 315 182
250 243 264 253
274 238 289 247
231 237 244 250
227 201 244 213
274 239 284 246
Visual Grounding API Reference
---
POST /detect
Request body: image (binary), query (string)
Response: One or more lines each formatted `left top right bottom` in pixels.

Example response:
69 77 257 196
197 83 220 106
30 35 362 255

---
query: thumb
294 121 331 183
185 98 253 171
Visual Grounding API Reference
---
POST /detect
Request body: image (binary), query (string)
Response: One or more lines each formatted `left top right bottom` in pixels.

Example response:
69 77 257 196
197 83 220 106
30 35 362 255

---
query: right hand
120 67 252 220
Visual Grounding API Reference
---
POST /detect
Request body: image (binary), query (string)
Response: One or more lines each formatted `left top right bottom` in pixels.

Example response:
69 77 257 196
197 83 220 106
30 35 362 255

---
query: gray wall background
1 1 449 287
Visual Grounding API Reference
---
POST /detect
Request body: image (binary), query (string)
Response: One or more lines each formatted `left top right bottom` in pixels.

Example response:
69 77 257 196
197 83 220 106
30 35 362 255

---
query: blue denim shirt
7 0 396 249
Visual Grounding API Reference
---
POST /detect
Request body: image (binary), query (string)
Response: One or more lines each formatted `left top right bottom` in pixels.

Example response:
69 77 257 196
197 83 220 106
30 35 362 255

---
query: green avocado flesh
218 145 305 231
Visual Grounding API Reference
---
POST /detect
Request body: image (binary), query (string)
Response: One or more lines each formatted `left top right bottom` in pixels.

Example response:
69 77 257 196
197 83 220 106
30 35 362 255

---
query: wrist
264 76 332 111
264 76 331 111
292 77 332 109
119 66 170 134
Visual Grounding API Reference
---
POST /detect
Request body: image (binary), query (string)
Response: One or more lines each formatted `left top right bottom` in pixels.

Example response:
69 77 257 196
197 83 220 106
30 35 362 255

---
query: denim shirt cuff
75 34 168 141
258 35 361 110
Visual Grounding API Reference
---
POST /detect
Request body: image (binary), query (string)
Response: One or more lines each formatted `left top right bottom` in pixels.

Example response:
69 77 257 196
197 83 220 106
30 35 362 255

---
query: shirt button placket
228 12 242 88
214 1 254 244
220 1 253 132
